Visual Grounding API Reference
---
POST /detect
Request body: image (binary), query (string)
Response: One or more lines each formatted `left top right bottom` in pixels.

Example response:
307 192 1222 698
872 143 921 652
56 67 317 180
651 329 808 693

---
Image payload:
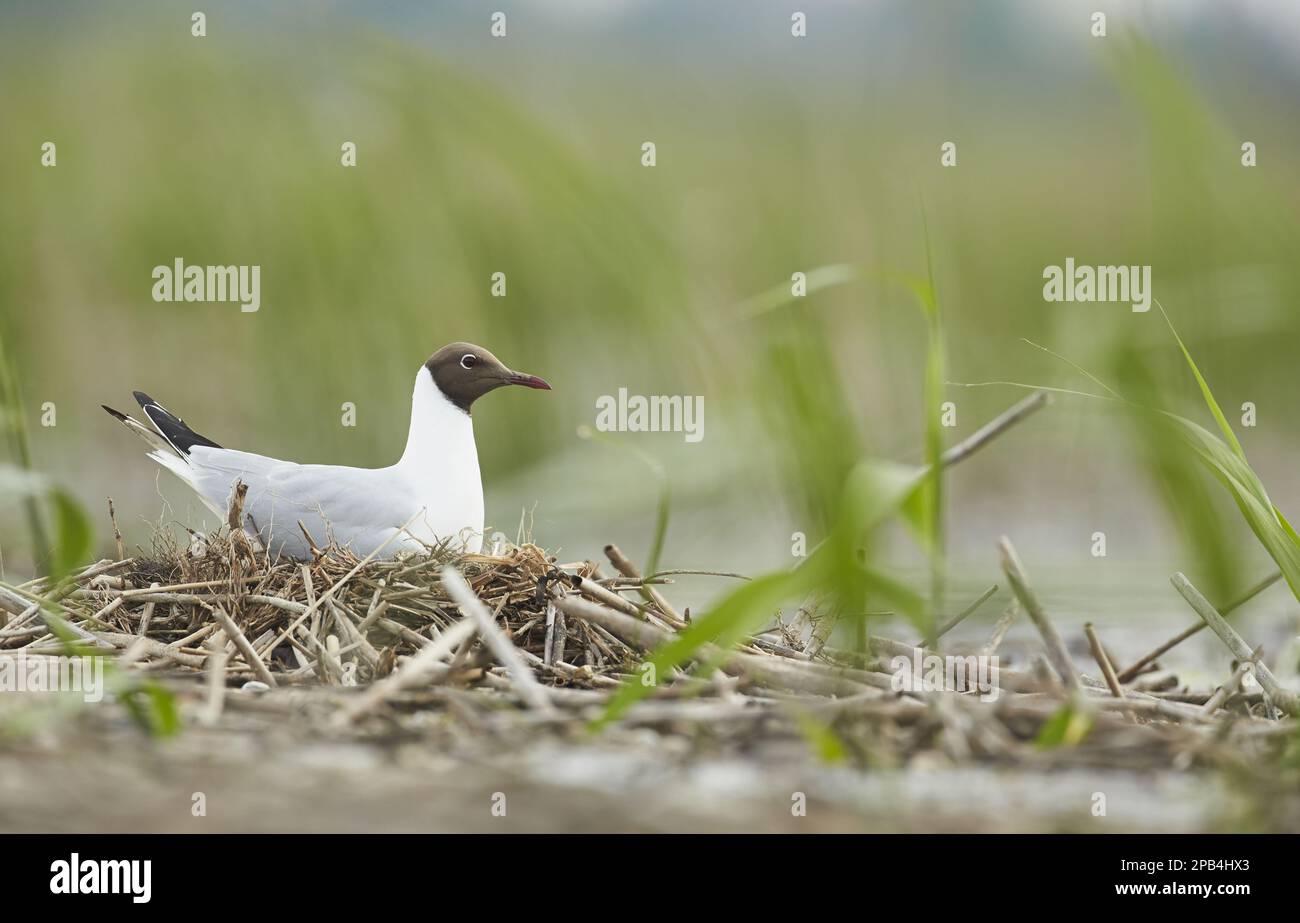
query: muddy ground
2 674 1294 834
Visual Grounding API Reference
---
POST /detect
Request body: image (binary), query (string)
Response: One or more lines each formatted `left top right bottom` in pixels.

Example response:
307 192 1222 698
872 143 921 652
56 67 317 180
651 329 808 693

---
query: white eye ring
460 354 477 369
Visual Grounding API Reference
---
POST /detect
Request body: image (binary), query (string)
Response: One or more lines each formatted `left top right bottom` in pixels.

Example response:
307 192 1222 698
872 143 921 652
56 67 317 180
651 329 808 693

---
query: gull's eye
460 354 477 370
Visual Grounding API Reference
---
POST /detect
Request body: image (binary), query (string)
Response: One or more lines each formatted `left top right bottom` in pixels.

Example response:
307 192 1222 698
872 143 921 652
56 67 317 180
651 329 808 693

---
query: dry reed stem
340 618 478 723
1170 572 1300 716
980 600 1018 655
442 565 555 714
998 537 1081 693
1116 571 1281 683
1201 659 1254 718
201 629 229 725
210 605 278 688
604 543 687 628
1084 623 1125 700
929 584 998 646
940 390 1049 467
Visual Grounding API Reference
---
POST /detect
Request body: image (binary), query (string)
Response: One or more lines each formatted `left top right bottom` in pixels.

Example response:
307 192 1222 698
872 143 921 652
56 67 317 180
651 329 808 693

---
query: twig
322 634 345 685
201 628 229 726
644 569 749 581
543 601 558 666
929 584 998 646
210 605 278 688
939 391 1049 468
604 543 687 628
340 618 477 722
1116 571 1281 683
137 582 160 636
555 594 665 650
1083 623 1124 700
998 537 1080 692
575 576 648 620
980 600 1018 656
108 498 124 561
1169 572 1299 715
1201 657 1254 717
96 632 206 667
441 565 555 714
803 594 837 658
557 594 884 697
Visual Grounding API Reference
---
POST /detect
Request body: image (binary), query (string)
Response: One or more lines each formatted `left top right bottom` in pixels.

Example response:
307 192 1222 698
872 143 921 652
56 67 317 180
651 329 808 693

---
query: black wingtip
102 404 129 423
128 390 223 454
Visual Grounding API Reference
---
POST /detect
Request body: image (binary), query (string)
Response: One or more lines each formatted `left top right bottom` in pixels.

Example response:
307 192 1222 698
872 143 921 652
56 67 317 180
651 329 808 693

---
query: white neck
383 366 490 552
398 366 478 470
393 367 485 550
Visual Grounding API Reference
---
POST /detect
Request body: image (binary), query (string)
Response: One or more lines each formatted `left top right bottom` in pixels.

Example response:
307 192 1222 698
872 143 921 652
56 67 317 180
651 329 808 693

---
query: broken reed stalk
998 536 1081 692
201 629 229 726
1169 572 1300 716
553 594 881 696
1201 659 1253 718
108 498 124 561
542 602 559 665
605 543 687 627
575 575 645 620
441 565 555 714
980 600 1018 655
1083 623 1124 700
210 605 278 688
928 583 998 647
803 593 836 658
341 618 478 723
136 582 159 636
553 594 664 651
939 390 1049 468
1116 570 1282 683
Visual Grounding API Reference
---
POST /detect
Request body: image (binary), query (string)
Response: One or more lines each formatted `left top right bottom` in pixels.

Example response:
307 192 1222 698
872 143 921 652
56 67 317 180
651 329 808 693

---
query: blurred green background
3 0 1300 626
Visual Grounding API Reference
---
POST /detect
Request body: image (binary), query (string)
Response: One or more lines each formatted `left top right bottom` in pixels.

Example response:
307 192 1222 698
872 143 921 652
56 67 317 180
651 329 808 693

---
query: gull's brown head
424 342 551 413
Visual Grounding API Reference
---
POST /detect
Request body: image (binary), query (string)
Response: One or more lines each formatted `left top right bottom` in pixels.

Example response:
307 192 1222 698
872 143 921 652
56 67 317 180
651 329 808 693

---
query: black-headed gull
103 342 551 559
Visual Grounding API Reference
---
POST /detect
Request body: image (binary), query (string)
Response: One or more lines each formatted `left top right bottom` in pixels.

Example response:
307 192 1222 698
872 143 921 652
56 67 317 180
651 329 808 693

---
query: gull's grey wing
186 447 423 558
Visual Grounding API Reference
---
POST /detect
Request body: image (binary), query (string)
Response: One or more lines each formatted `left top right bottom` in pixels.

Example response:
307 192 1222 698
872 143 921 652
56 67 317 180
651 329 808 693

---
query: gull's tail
102 392 222 487
129 391 222 455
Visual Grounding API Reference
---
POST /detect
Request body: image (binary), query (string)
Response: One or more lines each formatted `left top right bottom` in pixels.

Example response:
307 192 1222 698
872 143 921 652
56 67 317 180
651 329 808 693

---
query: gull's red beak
506 372 551 390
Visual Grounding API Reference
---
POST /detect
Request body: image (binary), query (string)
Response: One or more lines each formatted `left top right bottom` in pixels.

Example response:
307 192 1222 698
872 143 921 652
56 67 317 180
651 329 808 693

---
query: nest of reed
2 524 672 691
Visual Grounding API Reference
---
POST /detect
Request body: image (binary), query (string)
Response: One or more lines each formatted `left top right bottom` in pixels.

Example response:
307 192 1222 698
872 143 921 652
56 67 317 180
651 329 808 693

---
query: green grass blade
1035 700 1094 749
594 459 926 727
0 333 51 562
0 465 93 582
1157 300 1247 461
1159 411 1300 601
592 567 812 728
